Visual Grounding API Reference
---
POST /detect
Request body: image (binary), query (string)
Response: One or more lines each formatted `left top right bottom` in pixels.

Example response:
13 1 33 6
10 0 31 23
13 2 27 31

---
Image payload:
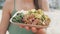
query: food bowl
10 9 51 28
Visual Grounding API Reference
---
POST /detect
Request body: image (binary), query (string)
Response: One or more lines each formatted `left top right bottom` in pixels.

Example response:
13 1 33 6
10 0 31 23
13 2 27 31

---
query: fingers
38 29 46 34
20 25 37 33
31 27 46 34
19 24 30 31
31 27 37 33
19 24 46 34
25 26 30 31
19 24 25 28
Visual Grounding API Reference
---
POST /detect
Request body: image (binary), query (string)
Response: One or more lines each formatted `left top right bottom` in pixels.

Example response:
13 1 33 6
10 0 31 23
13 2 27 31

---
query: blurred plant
0 0 5 9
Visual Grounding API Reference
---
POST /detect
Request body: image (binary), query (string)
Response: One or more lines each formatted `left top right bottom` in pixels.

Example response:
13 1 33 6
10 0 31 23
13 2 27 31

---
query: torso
8 0 38 34
10 0 35 14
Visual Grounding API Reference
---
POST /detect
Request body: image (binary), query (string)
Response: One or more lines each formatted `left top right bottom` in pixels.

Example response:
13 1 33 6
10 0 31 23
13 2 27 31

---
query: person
0 0 49 34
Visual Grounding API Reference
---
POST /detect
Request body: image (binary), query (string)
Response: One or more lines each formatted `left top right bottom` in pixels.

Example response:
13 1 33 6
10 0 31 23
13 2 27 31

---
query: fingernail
31 27 37 33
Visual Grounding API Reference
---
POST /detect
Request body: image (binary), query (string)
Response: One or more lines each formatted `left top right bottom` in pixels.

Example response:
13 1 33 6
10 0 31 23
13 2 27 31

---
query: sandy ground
0 9 60 34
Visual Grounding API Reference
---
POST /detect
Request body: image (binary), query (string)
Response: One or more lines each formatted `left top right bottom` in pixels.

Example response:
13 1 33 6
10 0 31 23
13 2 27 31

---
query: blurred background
0 0 60 34
0 0 5 9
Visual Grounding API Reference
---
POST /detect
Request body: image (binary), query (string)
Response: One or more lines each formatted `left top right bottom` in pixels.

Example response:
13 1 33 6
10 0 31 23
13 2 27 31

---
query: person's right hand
19 24 46 34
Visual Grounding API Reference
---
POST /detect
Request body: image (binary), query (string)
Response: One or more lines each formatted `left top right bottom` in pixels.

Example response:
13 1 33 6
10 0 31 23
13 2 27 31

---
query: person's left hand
19 25 46 34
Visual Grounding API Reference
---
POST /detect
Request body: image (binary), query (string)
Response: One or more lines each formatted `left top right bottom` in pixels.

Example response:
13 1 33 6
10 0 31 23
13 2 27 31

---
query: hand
19 24 46 34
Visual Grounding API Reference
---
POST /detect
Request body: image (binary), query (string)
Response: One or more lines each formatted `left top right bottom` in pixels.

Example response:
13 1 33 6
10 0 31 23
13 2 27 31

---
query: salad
10 9 51 26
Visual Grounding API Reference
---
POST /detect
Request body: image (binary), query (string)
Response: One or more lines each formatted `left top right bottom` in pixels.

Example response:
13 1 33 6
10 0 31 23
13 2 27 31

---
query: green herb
12 13 24 23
